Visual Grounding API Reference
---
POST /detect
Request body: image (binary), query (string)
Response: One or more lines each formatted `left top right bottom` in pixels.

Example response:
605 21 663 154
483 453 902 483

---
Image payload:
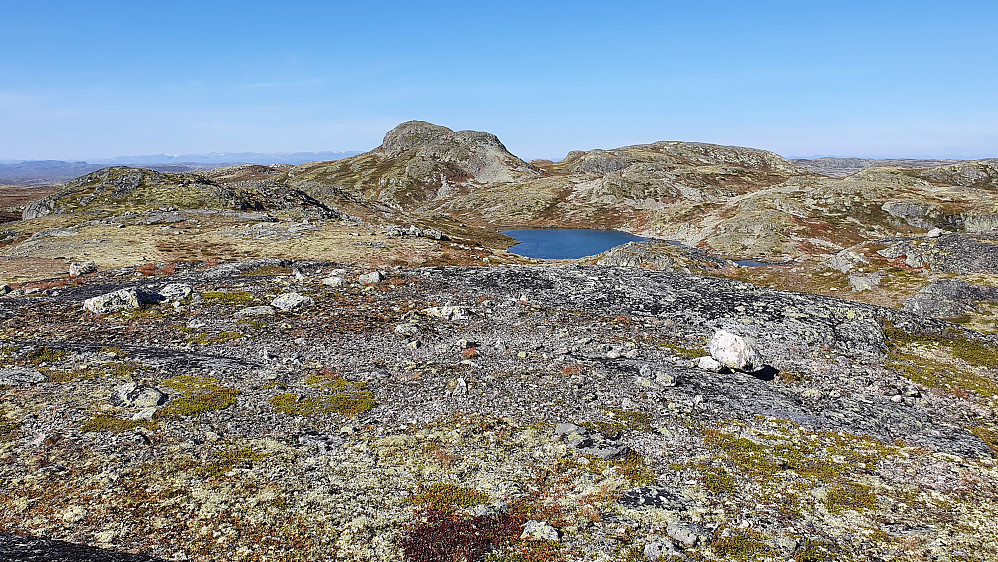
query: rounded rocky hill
22 166 341 220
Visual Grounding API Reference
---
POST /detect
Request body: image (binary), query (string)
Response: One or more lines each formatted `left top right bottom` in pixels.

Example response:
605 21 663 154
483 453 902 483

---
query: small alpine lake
502 229 649 259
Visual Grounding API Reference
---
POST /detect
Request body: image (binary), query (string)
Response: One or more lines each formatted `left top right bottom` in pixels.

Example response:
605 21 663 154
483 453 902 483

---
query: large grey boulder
109 383 167 408
271 292 314 311
84 288 160 314
0 367 46 386
903 279 998 319
709 329 759 372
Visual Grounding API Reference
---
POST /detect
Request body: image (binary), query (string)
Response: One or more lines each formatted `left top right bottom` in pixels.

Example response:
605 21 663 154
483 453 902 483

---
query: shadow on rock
0 532 167 562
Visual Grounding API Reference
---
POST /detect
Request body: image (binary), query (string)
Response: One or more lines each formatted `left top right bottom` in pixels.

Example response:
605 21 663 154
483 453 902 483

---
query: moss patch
156 376 241 420
79 414 157 433
405 483 489 512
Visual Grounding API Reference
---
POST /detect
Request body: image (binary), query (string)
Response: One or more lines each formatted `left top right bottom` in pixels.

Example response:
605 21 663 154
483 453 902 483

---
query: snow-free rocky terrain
1 258 997 562
2 121 998 561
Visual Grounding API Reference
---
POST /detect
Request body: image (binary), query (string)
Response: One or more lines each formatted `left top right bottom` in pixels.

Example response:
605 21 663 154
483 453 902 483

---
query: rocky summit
1 122 998 561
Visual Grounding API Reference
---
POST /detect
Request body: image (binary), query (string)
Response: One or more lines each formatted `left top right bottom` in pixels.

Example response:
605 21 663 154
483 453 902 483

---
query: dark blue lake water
502 229 648 259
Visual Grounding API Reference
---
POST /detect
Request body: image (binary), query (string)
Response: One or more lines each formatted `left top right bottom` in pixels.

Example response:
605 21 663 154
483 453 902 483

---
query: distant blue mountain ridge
0 151 362 185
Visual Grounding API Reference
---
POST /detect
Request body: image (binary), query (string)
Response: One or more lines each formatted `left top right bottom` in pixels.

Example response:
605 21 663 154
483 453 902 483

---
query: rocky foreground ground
1 259 997 561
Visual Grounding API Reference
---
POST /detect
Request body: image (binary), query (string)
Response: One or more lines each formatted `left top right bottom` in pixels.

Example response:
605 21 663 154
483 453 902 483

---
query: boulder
903 279 998 319
69 261 98 277
848 273 882 292
271 292 314 311
0 367 47 386
321 276 346 287
234 306 276 317
666 520 712 547
159 283 193 301
644 539 684 561
708 329 759 372
358 271 385 284
84 288 160 314
109 383 167 408
521 520 560 541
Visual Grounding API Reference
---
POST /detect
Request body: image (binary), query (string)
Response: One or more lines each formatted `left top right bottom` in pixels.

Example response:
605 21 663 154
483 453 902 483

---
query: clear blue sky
2 0 996 160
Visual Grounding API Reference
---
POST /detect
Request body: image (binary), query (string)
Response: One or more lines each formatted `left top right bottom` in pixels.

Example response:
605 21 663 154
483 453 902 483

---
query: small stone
423 305 470 321
271 292 314 311
234 306 276 318
521 520 560 541
708 329 759 372
321 276 346 287
695 356 723 372
926 227 944 238
0 284 12 296
394 324 419 337
644 538 683 561
606 348 623 359
69 261 98 277
475 501 511 518
109 383 167 408
358 271 385 284
666 520 711 547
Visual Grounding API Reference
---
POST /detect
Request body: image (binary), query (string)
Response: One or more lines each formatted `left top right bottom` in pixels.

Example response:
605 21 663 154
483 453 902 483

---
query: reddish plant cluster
401 509 525 562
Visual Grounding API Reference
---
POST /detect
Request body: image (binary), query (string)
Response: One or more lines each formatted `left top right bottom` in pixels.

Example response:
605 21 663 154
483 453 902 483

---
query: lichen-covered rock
709 329 759 371
358 271 385 284
109 383 167 408
83 288 159 314
903 279 998 319
270 292 314 311
0 367 46 386
159 283 193 301
233 305 276 318
520 520 560 541
849 272 882 292
69 261 98 277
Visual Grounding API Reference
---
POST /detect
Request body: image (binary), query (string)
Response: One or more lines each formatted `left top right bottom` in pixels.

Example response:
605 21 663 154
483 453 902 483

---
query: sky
2 0 997 161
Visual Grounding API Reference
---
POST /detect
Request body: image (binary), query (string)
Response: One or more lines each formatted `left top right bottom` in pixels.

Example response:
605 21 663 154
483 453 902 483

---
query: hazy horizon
3 1 996 161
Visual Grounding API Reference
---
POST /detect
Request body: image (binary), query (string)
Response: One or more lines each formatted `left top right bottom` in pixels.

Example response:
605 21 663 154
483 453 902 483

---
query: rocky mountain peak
375 121 538 184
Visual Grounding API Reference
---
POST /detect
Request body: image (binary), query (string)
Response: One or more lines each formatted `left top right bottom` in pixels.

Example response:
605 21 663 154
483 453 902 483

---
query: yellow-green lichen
155 376 241 420
79 414 157 433
404 482 489 512
194 446 269 479
199 290 257 305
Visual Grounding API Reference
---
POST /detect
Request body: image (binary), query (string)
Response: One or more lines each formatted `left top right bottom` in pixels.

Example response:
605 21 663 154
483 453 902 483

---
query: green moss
970 426 998 455
236 319 267 330
45 360 143 383
0 412 21 441
794 539 843 562
194 446 268 478
26 345 66 365
199 290 257 305
269 391 376 417
188 331 244 345
642 335 707 359
582 407 655 438
156 376 241 420
825 482 878 513
700 466 738 494
79 414 157 433
405 483 489 512
884 323 998 397
711 529 776 561
581 450 658 485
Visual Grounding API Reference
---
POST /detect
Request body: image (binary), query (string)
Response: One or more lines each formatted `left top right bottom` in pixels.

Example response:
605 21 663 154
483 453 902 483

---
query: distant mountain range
0 151 362 185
